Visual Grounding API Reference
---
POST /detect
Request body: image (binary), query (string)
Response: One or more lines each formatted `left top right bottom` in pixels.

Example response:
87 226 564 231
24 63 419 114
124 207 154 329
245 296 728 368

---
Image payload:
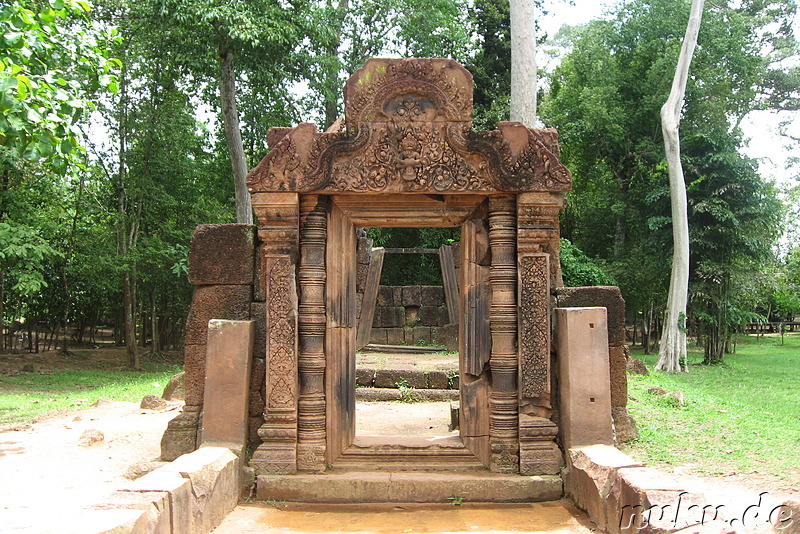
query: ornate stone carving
266 257 296 408
243 60 577 478
296 195 328 473
519 414 563 475
250 193 299 476
488 195 519 474
246 59 571 195
519 254 549 398
344 58 472 124
325 124 494 193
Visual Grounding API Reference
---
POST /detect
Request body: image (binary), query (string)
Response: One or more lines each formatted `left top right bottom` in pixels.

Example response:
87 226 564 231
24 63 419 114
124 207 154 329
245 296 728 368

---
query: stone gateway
163 59 632 489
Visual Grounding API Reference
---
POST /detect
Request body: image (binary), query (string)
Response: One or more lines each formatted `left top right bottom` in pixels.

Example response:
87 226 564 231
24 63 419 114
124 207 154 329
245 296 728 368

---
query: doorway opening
354 227 460 440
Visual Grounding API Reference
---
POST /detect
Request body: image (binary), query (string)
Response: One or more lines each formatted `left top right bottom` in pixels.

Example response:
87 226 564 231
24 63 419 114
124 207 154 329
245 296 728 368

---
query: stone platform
256 471 563 503
212 501 595 534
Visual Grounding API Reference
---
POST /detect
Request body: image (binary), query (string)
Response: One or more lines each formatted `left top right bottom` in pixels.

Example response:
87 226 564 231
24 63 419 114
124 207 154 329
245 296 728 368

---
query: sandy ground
0 400 179 534
356 401 455 436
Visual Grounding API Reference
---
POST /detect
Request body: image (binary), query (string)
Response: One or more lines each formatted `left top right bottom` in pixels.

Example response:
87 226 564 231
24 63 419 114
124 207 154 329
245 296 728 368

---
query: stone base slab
256 471 562 503
90 446 243 534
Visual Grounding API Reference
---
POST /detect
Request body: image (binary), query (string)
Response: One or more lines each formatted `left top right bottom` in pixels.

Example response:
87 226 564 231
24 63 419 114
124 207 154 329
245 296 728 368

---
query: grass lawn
622 332 800 486
0 360 181 427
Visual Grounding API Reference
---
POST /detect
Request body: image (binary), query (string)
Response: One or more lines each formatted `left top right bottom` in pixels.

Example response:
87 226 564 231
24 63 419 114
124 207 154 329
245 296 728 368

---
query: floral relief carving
519 254 550 398
267 257 296 409
246 59 572 195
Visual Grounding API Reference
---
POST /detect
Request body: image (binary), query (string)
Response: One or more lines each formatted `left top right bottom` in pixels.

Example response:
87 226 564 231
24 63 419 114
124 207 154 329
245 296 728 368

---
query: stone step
256 471 563 503
334 436 485 471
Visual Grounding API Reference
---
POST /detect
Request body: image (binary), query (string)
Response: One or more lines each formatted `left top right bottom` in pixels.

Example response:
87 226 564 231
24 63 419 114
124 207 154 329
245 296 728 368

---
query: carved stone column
296 195 328 472
488 195 519 473
250 193 300 475
517 191 566 475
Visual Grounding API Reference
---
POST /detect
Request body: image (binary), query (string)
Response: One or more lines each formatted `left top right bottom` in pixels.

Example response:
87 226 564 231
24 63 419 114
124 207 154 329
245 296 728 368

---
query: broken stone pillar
556 307 613 449
200 319 254 452
555 286 637 443
161 224 256 462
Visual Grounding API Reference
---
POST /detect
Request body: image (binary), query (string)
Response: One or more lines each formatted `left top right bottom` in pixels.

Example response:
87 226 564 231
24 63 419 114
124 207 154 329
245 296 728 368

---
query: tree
560 238 617 287
1 0 118 353
467 0 512 130
0 0 119 173
655 0 704 373
541 0 797 363
510 0 536 125
144 0 310 224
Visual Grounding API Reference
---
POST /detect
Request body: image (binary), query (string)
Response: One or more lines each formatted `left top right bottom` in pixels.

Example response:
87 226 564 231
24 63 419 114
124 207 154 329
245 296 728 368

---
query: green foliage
0 0 119 174
369 227 459 286
559 238 616 287
0 363 181 426
542 0 796 361
395 377 417 403
466 0 511 130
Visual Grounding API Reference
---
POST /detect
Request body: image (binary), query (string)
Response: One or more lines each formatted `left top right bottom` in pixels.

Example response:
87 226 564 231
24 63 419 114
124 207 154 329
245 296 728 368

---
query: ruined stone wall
554 286 637 444
161 224 264 460
369 285 451 346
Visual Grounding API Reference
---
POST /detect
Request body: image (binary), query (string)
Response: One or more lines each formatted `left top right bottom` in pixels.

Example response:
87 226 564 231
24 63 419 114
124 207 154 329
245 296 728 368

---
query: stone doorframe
245 58 572 476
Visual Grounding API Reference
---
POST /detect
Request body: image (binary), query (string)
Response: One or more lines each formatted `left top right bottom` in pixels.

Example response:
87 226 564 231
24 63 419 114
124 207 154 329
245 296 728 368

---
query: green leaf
22 143 40 161
60 137 73 154
40 8 56 23
14 75 30 100
4 32 24 48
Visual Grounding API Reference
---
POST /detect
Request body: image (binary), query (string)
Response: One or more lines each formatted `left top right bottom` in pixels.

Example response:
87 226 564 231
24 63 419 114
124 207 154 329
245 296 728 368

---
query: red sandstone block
188 224 255 286
556 286 626 346
184 285 252 345
201 320 254 450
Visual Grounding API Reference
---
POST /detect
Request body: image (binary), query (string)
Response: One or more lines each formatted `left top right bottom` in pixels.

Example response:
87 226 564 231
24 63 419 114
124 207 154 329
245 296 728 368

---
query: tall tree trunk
150 291 160 354
323 0 349 130
123 272 139 368
510 0 537 125
116 62 140 370
218 43 253 225
655 0 704 373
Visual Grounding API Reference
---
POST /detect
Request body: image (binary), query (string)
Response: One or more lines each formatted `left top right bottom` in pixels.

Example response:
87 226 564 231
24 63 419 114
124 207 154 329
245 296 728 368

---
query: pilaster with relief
296 195 328 472
250 193 300 475
517 191 566 475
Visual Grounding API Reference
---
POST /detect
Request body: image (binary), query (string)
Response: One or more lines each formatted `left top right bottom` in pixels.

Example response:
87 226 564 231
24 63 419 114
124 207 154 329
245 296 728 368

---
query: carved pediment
247 58 572 194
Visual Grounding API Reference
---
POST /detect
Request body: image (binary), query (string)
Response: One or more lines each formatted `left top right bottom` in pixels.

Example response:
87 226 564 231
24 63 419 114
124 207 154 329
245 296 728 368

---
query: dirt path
0 400 178 533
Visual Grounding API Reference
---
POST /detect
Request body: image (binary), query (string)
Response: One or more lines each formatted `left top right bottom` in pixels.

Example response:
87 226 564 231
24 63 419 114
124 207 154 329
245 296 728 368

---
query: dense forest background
1 0 799 367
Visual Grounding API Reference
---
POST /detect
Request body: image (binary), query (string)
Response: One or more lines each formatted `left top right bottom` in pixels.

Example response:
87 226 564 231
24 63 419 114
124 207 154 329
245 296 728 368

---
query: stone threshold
256 471 563 503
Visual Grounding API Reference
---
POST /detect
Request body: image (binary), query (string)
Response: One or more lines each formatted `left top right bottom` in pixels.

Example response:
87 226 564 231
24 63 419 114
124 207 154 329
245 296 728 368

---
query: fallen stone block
160 446 241 534
125 470 194 534
567 445 644 531
91 490 171 534
607 467 709 534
